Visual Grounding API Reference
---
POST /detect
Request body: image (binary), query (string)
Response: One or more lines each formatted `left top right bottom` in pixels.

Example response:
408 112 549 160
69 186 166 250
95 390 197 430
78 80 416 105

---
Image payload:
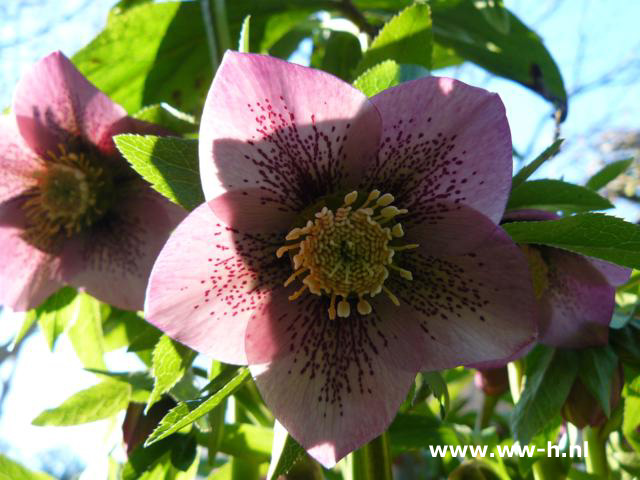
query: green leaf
86 370 154 403
420 371 450 418
115 135 203 210
67 293 106 370
267 421 305 480
431 0 567 117
11 310 37 349
0 454 53 480
239 15 251 52
357 3 432 74
146 368 251 446
147 335 197 412
36 287 77 350
353 60 401 97
503 213 640 269
133 104 198 134
507 179 614 213
123 433 197 480
32 380 131 426
511 139 563 189
321 31 363 81
586 158 634 191
196 422 274 462
102 308 160 352
511 347 579 444
623 390 640 452
577 346 618 416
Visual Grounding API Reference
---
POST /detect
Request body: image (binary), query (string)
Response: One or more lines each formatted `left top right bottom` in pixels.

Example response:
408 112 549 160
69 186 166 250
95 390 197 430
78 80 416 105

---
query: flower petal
65 190 185 311
539 249 616 348
0 199 63 310
13 51 128 156
0 117 42 204
387 211 538 370
365 76 512 225
145 199 288 364
199 51 381 212
247 292 420 467
584 256 631 287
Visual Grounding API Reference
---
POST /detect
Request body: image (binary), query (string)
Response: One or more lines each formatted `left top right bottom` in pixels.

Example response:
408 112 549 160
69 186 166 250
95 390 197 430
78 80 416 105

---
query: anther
344 191 358 206
357 298 372 315
377 193 394 207
337 299 351 318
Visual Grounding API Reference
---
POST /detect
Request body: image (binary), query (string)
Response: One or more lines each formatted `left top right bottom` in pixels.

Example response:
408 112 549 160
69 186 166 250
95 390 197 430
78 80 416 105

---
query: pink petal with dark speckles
0 199 63 310
198 52 382 212
366 76 512 225
388 209 538 370
145 200 287 364
66 191 186 311
13 51 128 156
539 249 617 348
0 117 42 204
247 292 422 467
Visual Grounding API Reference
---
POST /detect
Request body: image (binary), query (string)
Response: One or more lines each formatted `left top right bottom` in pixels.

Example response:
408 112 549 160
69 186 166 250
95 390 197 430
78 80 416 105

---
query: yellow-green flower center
520 244 550 299
22 145 113 249
277 190 418 319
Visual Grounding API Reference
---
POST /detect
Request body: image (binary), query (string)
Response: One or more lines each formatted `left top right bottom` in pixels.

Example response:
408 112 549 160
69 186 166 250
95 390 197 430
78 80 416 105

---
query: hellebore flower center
22 143 114 249
276 189 418 319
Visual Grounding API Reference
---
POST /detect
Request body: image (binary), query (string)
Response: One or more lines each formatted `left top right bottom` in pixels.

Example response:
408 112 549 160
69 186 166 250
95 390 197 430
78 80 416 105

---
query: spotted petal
247 292 423 467
199 52 382 216
365 76 512 225
65 190 186 311
0 117 42 204
539 249 617 348
386 206 538 370
0 199 63 310
13 51 128 156
145 199 288 364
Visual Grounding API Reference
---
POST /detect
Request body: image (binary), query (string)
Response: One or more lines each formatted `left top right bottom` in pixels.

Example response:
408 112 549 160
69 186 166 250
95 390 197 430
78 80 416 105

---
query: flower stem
230 396 260 480
585 426 610 478
475 393 499 432
507 359 525 403
345 432 393 480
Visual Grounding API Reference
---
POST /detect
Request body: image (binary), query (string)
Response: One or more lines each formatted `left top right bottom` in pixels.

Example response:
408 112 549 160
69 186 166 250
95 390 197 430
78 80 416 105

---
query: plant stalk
345 431 393 480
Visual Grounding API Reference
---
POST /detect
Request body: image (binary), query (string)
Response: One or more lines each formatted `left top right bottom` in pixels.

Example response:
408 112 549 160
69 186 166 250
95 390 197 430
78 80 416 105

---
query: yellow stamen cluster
22 145 111 248
277 190 418 319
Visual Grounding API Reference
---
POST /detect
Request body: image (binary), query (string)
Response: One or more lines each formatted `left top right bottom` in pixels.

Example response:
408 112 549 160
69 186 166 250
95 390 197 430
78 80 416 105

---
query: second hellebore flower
0 52 185 311
146 52 537 466
504 210 631 347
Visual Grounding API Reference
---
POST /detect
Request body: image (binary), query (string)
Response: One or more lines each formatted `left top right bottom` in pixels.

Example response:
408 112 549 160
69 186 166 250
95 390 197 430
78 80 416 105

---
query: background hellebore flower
0 51 185 311
145 52 537 467
503 209 631 348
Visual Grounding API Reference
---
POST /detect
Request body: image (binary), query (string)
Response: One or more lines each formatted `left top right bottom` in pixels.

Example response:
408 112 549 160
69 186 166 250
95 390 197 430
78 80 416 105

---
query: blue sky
1 0 639 476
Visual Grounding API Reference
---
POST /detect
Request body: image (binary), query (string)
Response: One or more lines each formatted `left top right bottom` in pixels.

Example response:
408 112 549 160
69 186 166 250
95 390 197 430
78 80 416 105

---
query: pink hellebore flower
146 52 537 466
504 210 631 348
0 52 185 311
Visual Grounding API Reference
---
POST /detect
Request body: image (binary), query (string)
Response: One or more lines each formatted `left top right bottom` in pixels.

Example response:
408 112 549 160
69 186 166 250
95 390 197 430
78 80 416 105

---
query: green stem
532 458 562 480
585 426 609 478
507 359 525 403
230 397 260 480
345 432 393 480
212 0 232 53
475 393 499 432
199 0 219 73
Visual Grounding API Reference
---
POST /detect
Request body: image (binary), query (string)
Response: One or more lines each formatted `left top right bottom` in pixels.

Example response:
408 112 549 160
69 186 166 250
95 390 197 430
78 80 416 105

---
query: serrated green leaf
123 432 196 480
353 60 401 97
239 15 251 52
267 421 305 480
147 335 197 412
74 2 211 115
507 179 613 213
133 104 198 135
321 31 362 81
420 371 450 418
511 139 563 189
146 368 250 446
357 3 432 74
36 287 77 350
11 310 37 349
115 134 202 210
511 347 579 444
0 454 53 480
577 346 618 416
102 308 159 352
503 213 640 269
86 370 154 403
67 293 106 370
431 0 567 117
32 380 131 426
586 158 634 191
